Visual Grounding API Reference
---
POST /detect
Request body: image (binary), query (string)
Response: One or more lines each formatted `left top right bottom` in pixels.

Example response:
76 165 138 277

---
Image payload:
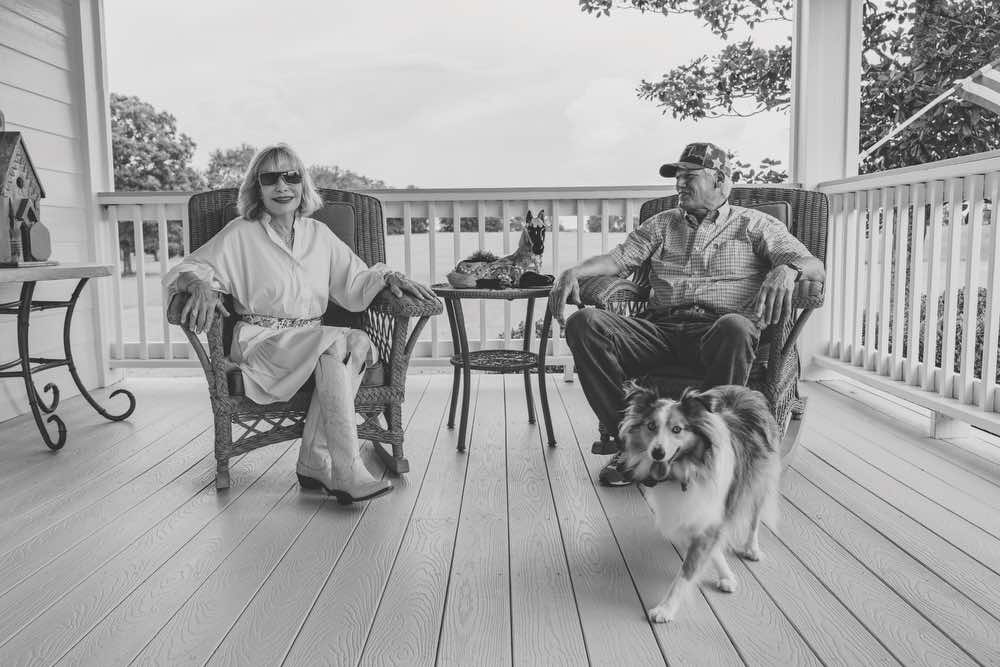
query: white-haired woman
164 143 436 503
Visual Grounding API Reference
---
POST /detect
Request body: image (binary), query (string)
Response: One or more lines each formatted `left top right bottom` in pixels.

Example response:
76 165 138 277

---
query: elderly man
549 142 825 486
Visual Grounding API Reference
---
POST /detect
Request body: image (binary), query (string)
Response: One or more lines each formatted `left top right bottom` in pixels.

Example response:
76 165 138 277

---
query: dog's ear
682 387 723 414
623 381 658 410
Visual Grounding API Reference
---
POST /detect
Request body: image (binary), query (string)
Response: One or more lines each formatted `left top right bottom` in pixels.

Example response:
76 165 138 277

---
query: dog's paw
737 546 764 562
716 576 738 593
648 605 676 624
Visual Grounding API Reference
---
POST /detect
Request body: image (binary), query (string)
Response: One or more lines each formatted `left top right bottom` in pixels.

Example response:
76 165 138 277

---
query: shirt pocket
708 239 760 276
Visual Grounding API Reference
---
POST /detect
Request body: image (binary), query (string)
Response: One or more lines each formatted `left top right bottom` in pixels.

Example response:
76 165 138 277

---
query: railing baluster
922 181 946 391
940 177 965 398
959 175 985 404
428 201 438 358
877 186 895 376
904 183 926 385
131 204 148 360
477 200 486 351
550 198 562 358
850 191 866 365
156 203 172 361
981 172 1000 413
863 189 880 370
402 201 413 277
501 200 511 350
107 205 125 362
890 185 909 380
827 193 843 356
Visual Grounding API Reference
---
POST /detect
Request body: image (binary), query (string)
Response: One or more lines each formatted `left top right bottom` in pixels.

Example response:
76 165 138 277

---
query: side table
0 264 136 449
432 284 556 452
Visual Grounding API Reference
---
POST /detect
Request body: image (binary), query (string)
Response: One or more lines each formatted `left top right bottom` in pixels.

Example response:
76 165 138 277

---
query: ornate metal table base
433 285 556 452
0 277 136 449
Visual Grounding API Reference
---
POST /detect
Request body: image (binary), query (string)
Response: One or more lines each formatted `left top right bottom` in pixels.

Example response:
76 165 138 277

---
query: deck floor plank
0 375 995 665
783 465 1000 666
360 376 477 666
437 373 512 666
792 448 1000 620
505 375 589 666
281 375 450 666
0 444 288 666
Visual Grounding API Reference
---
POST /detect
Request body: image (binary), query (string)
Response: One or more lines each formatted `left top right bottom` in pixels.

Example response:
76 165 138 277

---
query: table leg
452 298 472 452
444 298 461 429
16 281 67 450
538 305 557 447
63 278 136 421
522 297 536 424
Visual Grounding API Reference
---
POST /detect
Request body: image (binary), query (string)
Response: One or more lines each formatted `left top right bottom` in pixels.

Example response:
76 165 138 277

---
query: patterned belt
664 304 716 318
239 313 323 329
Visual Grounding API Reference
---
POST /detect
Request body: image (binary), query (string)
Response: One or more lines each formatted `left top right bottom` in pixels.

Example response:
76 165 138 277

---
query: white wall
0 0 114 423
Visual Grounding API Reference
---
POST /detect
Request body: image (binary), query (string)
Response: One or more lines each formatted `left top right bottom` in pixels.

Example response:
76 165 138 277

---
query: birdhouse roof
0 132 46 198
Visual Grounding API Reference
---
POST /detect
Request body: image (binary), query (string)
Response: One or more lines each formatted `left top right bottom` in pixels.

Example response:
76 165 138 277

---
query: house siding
0 0 112 425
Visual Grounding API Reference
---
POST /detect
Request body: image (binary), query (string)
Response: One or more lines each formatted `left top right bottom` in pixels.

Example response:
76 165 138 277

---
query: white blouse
163 214 391 403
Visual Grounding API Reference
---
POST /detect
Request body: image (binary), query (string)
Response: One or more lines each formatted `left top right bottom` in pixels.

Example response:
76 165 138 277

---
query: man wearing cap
549 142 824 486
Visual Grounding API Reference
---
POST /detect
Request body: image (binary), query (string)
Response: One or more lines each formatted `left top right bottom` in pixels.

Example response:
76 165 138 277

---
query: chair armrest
369 289 443 317
792 279 825 310
577 275 650 309
166 292 230 398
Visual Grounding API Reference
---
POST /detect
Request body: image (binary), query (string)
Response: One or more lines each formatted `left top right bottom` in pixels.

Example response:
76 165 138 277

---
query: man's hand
385 272 437 301
752 265 797 326
180 278 229 334
549 268 581 326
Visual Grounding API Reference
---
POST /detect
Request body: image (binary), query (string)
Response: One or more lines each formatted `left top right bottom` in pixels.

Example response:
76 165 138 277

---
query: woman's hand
385 271 437 301
180 278 230 334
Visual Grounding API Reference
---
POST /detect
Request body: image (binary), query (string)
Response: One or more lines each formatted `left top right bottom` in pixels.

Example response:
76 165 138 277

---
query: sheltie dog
619 383 781 623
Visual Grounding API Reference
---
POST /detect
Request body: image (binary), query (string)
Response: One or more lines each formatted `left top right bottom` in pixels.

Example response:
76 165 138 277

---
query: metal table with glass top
0 264 136 449
431 284 557 452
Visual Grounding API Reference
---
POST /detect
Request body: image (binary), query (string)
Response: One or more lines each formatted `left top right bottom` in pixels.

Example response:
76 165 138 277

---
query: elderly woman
164 143 436 504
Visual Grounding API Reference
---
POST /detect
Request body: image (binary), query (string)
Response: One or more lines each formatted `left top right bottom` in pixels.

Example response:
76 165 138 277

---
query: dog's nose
651 447 666 461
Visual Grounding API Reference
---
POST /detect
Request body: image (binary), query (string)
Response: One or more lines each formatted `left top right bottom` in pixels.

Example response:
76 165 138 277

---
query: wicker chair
166 188 442 489
576 186 827 457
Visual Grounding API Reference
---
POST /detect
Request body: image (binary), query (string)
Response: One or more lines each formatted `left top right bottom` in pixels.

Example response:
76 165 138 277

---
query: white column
790 0 863 377
72 0 121 386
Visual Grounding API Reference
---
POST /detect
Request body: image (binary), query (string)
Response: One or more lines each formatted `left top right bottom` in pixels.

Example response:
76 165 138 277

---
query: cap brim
658 161 707 178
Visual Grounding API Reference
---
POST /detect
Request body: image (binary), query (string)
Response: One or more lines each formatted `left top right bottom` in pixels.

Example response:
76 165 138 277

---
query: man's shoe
591 434 621 455
598 452 632 487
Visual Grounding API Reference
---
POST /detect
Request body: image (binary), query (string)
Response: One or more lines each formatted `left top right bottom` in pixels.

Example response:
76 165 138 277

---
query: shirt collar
684 201 730 229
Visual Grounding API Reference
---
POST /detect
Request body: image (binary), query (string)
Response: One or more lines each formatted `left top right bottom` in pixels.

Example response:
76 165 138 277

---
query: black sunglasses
258 170 303 186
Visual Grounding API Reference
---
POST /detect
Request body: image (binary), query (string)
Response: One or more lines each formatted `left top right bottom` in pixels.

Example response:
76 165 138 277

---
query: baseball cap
659 142 732 178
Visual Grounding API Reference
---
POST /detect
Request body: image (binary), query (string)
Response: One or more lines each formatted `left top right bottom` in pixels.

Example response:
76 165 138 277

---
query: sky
104 0 791 189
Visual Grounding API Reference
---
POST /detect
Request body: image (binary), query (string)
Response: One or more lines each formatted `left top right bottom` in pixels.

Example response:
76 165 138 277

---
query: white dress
163 214 391 404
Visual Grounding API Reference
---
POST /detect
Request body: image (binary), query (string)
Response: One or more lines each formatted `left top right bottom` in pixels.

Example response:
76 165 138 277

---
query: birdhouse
1 112 53 267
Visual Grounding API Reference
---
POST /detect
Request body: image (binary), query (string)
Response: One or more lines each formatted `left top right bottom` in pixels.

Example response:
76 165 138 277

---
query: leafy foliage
308 164 387 190
731 156 787 183
579 0 1000 173
204 143 257 188
110 94 204 191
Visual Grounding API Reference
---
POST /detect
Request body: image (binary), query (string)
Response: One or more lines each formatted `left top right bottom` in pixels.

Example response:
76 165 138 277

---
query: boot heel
297 473 324 490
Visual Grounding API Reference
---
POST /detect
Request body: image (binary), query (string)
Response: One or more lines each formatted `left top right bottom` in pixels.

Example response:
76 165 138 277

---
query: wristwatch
785 262 803 282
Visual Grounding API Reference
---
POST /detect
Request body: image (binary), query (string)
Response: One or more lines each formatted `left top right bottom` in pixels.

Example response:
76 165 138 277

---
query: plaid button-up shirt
608 202 812 320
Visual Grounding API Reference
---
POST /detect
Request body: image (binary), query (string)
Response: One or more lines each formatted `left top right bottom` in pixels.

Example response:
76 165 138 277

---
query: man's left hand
752 265 797 326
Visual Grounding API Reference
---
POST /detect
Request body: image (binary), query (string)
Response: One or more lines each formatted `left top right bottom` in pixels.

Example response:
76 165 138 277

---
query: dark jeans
564 308 760 438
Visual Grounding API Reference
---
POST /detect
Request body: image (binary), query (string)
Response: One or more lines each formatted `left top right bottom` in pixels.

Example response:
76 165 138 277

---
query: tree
579 0 1000 173
205 143 257 188
308 165 387 190
110 93 204 191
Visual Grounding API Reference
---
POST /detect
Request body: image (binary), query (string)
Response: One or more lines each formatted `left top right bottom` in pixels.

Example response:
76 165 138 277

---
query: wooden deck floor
1 373 999 666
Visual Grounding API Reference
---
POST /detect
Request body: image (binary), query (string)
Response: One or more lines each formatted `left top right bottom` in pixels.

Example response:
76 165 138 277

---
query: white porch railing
817 149 1000 435
96 186 672 369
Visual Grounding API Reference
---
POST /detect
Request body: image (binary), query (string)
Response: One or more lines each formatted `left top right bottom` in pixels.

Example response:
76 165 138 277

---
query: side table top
0 263 112 284
431 283 552 300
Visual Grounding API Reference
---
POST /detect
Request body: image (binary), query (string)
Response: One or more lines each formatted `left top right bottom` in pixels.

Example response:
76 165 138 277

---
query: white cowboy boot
297 351 391 505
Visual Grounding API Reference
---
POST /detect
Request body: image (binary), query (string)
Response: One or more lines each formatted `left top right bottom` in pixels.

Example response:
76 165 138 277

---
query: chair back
186 187 387 352
632 187 827 289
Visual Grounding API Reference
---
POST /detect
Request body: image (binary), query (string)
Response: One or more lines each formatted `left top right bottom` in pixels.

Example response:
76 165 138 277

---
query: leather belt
239 313 322 329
